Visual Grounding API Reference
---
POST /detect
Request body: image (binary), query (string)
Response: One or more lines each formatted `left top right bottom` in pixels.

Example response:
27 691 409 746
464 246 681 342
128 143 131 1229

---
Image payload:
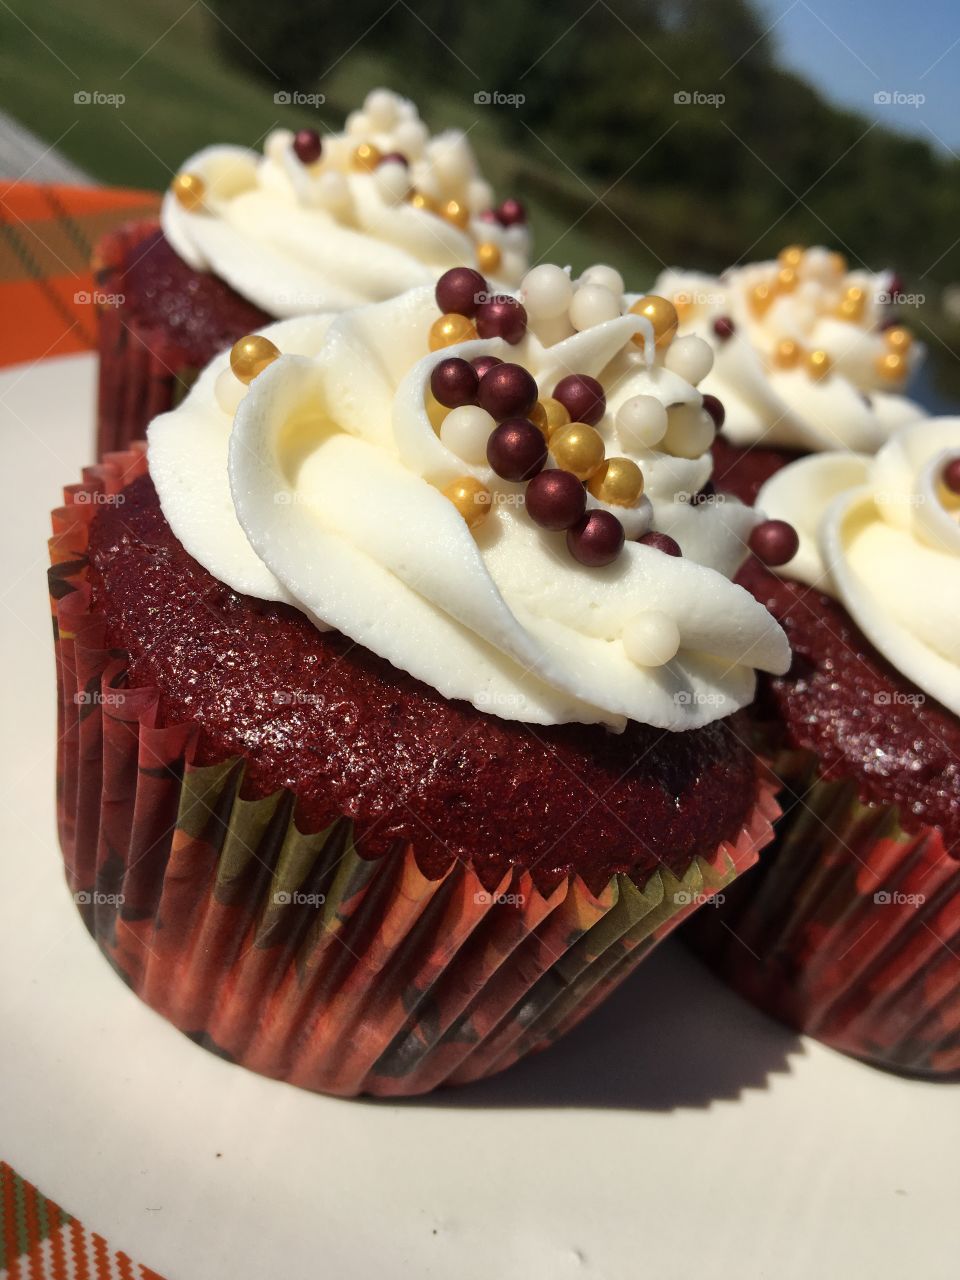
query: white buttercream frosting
148 284 790 731
655 250 926 453
756 418 960 715
161 88 529 317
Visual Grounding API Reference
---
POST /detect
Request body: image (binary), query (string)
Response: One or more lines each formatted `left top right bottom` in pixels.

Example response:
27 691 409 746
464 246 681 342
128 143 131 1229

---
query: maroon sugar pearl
486 419 547 482
496 198 526 227
436 267 488 318
637 531 681 556
701 393 725 430
476 296 527 344
430 357 479 409
471 354 503 379
552 374 605 427
525 469 587 531
567 510 624 567
379 151 408 168
749 519 799 567
942 456 960 495
713 316 736 341
477 362 537 419
292 129 322 165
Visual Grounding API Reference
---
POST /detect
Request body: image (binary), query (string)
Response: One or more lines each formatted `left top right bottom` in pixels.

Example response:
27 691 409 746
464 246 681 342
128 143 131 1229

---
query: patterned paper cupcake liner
686 750 960 1077
49 450 781 1098
93 222 201 459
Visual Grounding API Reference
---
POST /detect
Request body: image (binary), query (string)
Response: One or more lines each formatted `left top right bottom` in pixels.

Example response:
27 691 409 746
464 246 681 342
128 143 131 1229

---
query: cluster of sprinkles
426 264 797 572
670 245 915 387
171 90 526 279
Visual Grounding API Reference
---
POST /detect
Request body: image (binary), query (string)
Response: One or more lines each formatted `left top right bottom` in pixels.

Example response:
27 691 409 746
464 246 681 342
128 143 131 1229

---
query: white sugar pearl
569 283 621 331
315 171 352 216
521 265 573 320
365 89 399 130
661 403 715 459
623 612 681 667
430 135 474 187
467 177 494 214
616 395 668 449
346 110 372 138
440 405 496 466
374 160 410 205
215 367 246 415
393 119 428 159
664 334 714 385
581 264 624 297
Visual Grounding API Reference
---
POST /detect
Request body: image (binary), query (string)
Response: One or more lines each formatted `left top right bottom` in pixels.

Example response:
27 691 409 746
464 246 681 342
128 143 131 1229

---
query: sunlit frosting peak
655 247 926 453
161 88 529 317
148 271 790 732
757 418 960 715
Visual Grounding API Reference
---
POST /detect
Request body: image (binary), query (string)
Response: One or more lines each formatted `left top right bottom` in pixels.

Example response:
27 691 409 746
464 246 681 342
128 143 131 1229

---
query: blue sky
758 0 960 153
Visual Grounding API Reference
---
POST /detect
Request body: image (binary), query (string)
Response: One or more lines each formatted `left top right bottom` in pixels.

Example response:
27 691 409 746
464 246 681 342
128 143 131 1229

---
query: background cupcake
51 266 790 1098
95 87 530 457
655 248 926 503
688 418 960 1075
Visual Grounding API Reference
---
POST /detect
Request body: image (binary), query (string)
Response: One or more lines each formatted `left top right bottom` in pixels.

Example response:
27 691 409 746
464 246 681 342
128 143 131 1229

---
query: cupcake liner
49 451 781 1097
93 222 201 459
687 752 960 1076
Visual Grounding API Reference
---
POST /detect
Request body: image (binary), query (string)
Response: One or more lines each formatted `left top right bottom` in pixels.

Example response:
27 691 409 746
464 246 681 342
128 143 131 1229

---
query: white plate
0 352 956 1280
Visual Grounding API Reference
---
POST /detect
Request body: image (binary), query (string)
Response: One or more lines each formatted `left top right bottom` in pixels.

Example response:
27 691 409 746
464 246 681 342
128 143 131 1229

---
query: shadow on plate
381 938 804 1112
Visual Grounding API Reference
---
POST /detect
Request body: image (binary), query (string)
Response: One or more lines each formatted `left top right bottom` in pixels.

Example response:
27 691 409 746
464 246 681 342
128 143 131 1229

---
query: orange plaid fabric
0 182 159 368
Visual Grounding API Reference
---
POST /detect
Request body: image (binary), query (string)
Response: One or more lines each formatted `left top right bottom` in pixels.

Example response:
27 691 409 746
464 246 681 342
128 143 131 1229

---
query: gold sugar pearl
429 313 479 351
835 284 866 323
629 295 678 349
827 251 848 276
442 476 491 529
171 172 205 212
550 422 605 480
408 190 440 214
587 457 644 507
230 334 281 384
877 350 907 382
352 142 382 172
778 245 805 269
441 198 470 230
772 338 802 370
476 241 502 274
885 325 913 353
530 397 571 439
749 282 775 317
776 266 798 292
806 348 833 381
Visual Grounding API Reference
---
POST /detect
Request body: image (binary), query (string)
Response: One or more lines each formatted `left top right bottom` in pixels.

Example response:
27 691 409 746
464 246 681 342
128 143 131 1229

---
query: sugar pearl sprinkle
421 264 796 579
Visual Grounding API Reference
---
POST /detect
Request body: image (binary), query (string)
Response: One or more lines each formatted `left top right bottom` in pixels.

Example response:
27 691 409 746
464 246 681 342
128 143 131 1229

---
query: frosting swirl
148 282 789 731
655 248 926 453
756 418 960 715
162 88 529 317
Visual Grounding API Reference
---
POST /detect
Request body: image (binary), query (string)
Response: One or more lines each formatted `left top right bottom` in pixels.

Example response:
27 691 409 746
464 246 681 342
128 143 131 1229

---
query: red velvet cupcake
688 421 960 1075
95 87 531 458
653 248 926 504
52 270 790 1097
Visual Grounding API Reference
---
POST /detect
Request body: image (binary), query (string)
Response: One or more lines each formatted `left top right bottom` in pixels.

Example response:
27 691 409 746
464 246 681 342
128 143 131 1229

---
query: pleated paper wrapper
49 448 780 1098
687 749 960 1077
